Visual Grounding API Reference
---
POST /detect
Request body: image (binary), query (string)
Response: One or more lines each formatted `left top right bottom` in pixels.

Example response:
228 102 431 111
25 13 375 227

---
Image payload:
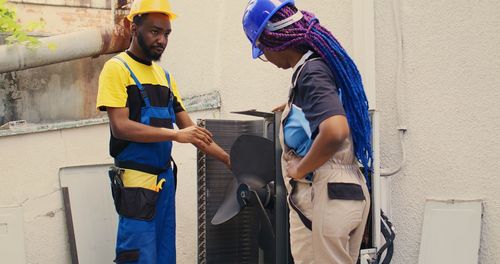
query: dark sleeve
173 95 185 113
295 60 345 138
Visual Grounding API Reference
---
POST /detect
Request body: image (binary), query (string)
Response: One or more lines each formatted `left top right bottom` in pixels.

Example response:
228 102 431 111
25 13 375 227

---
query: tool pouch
108 166 160 221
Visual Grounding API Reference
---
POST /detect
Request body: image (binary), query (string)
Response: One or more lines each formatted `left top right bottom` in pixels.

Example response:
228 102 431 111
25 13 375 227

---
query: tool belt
108 166 160 221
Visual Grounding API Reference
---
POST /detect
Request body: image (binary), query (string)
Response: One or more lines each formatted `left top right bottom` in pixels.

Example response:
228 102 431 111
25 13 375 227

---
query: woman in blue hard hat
242 0 372 263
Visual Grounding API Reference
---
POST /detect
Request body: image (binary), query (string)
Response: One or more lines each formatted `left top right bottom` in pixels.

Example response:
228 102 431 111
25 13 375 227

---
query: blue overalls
113 57 177 264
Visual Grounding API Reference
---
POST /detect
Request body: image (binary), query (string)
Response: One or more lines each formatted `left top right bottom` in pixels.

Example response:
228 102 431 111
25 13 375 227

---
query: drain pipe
0 25 130 74
352 0 381 251
371 110 382 248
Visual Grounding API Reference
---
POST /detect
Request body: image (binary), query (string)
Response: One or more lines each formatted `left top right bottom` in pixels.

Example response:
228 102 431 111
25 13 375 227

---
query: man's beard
137 32 164 61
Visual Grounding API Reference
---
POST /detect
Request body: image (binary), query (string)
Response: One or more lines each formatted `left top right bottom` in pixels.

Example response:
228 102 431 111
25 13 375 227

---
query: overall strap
114 56 151 107
163 69 174 107
165 70 171 88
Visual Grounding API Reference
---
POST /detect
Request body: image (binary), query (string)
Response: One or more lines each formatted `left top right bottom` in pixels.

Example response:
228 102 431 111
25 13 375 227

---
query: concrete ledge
0 117 109 137
0 91 221 137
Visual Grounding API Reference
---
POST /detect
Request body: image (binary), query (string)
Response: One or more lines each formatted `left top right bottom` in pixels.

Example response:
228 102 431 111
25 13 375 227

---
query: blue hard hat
242 0 295 59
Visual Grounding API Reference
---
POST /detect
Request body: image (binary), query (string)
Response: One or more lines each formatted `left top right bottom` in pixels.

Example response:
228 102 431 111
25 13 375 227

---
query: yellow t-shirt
96 51 185 111
96 52 184 190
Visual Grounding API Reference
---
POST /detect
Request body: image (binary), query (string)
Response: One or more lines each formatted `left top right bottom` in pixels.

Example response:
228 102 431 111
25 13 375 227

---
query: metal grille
197 119 208 264
197 119 265 264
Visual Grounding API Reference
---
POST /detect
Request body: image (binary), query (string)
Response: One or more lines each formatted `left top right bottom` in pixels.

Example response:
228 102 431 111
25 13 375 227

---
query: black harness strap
288 179 312 230
114 160 168 175
170 157 177 191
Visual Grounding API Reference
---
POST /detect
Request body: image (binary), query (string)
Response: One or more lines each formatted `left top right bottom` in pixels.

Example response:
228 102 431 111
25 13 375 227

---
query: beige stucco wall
374 1 500 263
0 124 111 263
167 1 353 118
2 0 500 263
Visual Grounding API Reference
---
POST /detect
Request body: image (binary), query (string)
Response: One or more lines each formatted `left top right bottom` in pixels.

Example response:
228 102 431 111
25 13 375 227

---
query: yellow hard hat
126 0 177 22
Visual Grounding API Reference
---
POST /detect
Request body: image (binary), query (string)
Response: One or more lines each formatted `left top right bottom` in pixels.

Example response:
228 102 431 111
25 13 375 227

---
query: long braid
261 5 373 185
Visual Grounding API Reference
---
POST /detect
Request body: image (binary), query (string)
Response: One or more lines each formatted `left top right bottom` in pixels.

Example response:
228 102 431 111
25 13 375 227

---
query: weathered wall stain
1 55 111 124
0 72 21 125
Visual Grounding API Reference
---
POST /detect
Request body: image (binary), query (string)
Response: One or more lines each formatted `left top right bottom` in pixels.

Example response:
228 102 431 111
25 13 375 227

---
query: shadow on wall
0 55 111 125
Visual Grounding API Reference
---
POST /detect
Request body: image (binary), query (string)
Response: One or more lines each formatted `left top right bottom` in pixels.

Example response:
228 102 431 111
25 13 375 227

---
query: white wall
0 125 111 263
166 1 353 118
2 0 500 263
374 1 500 263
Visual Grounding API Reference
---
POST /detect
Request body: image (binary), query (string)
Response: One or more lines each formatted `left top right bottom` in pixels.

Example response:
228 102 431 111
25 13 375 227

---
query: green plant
0 0 45 48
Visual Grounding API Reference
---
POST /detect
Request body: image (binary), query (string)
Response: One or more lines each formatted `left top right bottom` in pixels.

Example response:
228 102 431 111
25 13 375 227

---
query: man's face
135 13 172 61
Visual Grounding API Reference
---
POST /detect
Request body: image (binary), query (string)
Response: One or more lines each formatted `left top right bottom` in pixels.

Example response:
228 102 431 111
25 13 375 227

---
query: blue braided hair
260 4 373 185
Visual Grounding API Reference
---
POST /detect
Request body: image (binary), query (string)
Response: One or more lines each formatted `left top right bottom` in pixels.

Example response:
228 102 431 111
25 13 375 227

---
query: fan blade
211 178 242 225
230 135 275 188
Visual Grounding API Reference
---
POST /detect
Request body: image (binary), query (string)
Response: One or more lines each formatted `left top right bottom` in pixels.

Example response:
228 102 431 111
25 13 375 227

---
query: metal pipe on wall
0 25 130 74
371 110 382 249
352 0 382 250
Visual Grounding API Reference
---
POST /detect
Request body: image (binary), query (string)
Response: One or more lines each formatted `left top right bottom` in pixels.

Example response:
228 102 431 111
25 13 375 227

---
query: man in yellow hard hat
96 0 230 263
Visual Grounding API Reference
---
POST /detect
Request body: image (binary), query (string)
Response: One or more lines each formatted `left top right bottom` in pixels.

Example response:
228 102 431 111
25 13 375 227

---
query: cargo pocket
327 182 365 201
323 182 366 237
115 186 159 221
114 249 139 263
109 168 162 221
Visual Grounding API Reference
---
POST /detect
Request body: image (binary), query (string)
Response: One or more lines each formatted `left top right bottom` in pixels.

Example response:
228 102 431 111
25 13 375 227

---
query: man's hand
173 125 213 145
194 140 231 169
284 151 306 180
223 155 231 170
175 111 230 168
272 102 287 112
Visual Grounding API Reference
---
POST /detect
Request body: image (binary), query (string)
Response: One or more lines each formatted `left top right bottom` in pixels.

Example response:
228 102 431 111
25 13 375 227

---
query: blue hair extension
310 27 373 185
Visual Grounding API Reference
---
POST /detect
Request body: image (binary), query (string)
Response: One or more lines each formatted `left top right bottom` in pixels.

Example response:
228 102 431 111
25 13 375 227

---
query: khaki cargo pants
280 124 370 263
285 161 370 264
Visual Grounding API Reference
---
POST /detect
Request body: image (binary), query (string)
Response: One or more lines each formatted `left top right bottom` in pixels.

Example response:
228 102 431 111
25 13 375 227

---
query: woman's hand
284 151 306 179
272 103 287 112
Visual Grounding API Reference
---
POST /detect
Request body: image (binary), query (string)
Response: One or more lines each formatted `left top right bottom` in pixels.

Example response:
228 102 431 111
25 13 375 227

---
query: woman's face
262 49 293 69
